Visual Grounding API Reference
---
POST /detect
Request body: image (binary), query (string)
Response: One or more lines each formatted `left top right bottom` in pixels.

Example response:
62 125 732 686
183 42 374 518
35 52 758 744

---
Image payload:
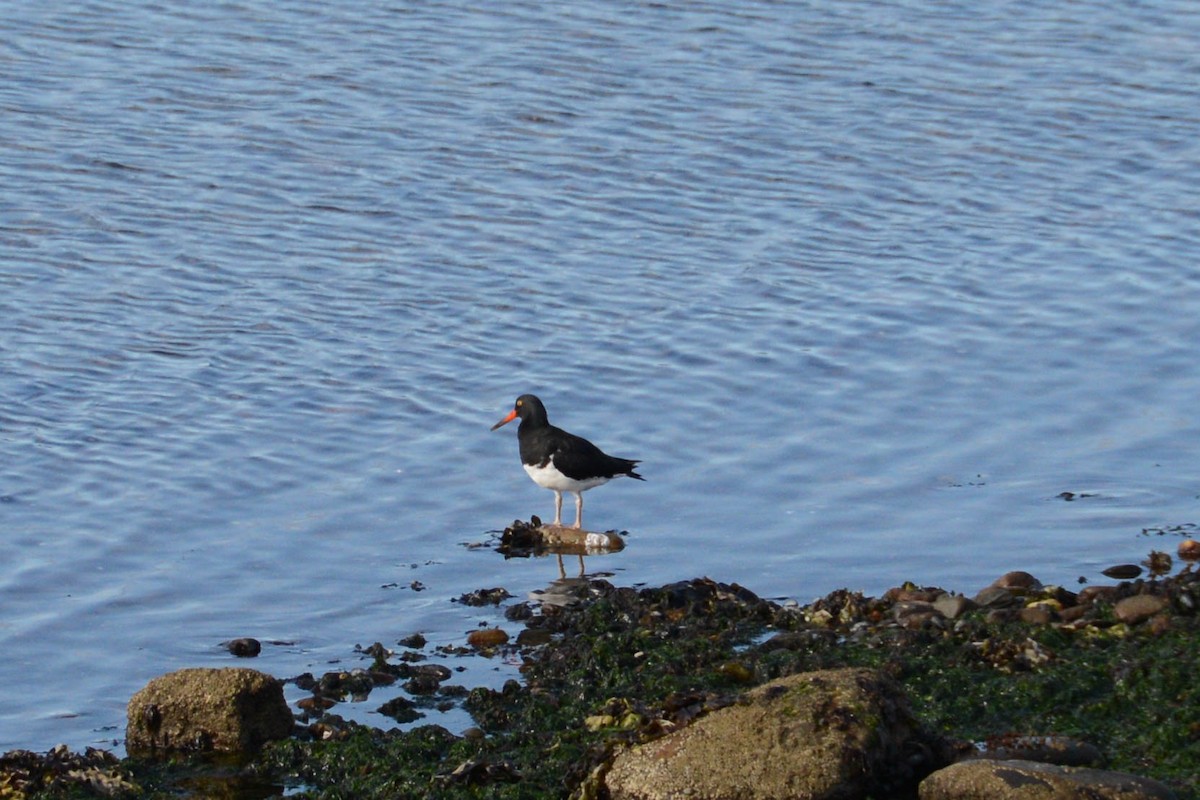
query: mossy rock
605 667 947 800
126 667 294 755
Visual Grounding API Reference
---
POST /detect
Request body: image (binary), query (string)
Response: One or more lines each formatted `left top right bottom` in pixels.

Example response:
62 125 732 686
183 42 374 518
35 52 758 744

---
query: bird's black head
490 394 549 430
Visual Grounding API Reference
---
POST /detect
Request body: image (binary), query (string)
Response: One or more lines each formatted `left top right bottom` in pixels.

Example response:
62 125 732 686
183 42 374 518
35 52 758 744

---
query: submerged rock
126 667 294 755
605 667 947 800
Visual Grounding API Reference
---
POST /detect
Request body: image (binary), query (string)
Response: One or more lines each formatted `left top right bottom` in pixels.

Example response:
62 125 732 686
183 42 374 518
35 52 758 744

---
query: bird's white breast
523 461 611 493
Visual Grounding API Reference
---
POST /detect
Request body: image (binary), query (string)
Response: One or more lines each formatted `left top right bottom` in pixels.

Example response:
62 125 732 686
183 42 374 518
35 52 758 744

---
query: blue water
2 0 1199 754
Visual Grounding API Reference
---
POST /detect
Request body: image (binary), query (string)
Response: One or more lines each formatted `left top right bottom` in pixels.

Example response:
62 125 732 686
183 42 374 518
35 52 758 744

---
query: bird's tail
622 459 645 481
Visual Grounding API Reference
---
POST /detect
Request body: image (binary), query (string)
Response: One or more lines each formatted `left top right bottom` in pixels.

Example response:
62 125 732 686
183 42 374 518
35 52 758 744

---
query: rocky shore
3 527 1197 799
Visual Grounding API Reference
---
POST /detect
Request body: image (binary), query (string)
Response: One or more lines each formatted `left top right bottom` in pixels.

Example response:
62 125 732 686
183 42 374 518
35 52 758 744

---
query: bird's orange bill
491 408 519 430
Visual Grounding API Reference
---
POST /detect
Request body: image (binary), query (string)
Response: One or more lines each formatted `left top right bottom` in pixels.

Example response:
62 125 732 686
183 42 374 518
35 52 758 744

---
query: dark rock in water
504 602 535 621
1103 564 1143 580
126 668 294 755
296 696 337 715
376 696 422 723
317 669 376 701
404 674 443 695
404 663 452 682
398 632 427 649
225 637 262 657
455 587 513 606
606 668 950 800
920 759 1178 800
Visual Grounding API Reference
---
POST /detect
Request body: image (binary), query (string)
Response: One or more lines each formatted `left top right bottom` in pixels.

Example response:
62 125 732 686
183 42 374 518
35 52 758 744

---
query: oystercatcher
491 394 644 529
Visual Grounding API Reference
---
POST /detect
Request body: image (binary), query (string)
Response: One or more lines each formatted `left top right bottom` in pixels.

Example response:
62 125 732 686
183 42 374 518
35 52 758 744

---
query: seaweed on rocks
8 565 1200 799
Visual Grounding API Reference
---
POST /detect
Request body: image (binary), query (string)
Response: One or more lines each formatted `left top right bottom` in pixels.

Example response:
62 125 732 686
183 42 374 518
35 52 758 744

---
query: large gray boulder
126 667 294 755
606 667 945 800
919 759 1177 800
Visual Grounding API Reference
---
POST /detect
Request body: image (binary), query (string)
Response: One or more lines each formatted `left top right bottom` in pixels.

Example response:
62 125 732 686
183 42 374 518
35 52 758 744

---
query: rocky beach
3 525 1198 799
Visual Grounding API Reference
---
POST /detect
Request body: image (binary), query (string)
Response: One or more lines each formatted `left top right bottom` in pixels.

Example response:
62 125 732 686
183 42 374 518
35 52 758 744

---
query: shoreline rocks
5 558 1197 799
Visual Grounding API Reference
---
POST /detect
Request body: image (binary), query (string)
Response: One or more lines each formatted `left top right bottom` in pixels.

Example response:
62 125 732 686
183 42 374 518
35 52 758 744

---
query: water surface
2 0 1199 753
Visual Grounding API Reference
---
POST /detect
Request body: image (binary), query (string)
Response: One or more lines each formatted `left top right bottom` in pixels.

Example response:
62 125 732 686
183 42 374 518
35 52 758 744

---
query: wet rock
895 600 945 630
976 734 1105 767
467 627 510 649
974 586 1021 608
1078 585 1120 606
1178 539 1200 562
292 672 317 691
1113 594 1168 625
991 571 1043 592
504 602 535 621
886 585 944 603
0 745 140 798
516 627 553 646
933 593 976 620
605 668 948 800
1143 551 1172 577
398 632 427 649
1018 602 1058 626
225 637 262 657
455 587 513 606
126 668 293 755
377 696 422 723
317 669 375 701
400 664 450 695
1102 564 1143 580
919 759 1177 800
297 696 338 715
436 756 520 786
759 629 838 651
1058 603 1090 623
499 517 625 555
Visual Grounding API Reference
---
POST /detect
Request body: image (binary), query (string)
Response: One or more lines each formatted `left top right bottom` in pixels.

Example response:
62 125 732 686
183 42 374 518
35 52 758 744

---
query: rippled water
2 0 1199 753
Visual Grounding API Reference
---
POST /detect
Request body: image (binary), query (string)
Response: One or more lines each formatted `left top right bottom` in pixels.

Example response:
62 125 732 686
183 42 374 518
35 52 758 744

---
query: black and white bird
491 394 643 529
